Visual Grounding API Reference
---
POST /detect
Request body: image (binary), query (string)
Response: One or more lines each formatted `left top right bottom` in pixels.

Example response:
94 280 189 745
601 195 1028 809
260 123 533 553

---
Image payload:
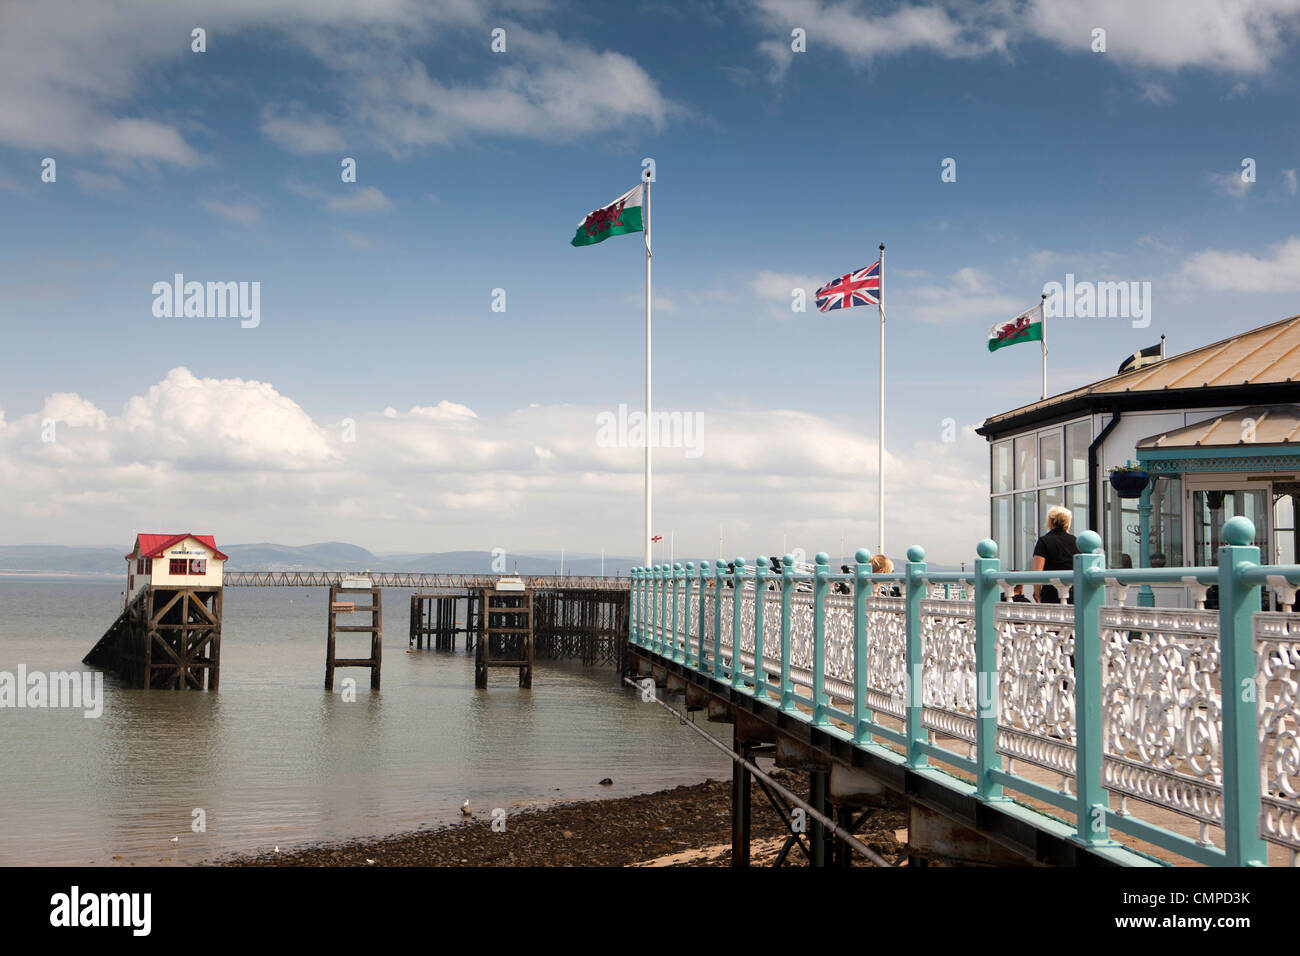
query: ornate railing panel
1255 612 1300 857
996 603 1078 781
864 596 907 720
1099 606 1224 829
921 599 977 745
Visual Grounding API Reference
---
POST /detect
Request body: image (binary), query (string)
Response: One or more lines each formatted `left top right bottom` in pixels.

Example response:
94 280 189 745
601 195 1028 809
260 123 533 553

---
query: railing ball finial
685 561 694 572
755 554 768 568
906 545 925 563
814 552 829 566
716 559 727 570
781 553 794 567
854 548 871 564
1223 516 1255 547
976 538 997 559
673 562 683 571
1077 529 1103 554
734 556 746 567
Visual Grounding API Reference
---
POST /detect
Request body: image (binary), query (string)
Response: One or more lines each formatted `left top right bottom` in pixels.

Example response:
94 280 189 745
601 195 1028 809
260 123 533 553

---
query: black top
1033 528 1078 571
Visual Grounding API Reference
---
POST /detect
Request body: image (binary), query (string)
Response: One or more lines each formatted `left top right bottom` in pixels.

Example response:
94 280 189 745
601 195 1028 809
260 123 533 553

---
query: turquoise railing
628 518 1300 867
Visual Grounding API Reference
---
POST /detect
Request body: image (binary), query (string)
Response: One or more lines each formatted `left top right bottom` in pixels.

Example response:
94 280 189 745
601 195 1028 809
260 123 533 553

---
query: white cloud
1208 169 1253 198
200 198 260 227
750 0 1300 79
749 270 826 318
327 186 393 213
259 103 346 155
70 170 124 192
1138 82 1174 105
906 267 1026 326
0 368 990 563
1285 169 1298 196
1180 236 1300 293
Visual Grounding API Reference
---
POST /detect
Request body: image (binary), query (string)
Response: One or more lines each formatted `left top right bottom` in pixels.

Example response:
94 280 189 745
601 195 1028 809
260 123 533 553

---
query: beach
224 772 909 867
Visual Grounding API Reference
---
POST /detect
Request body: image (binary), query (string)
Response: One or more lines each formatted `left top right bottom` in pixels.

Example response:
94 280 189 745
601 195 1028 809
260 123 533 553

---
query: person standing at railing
1031 505 1078 604
869 554 901 596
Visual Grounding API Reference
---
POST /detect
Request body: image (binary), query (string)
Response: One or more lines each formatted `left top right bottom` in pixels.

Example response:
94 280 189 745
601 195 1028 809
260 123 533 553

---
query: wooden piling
326 585 382 691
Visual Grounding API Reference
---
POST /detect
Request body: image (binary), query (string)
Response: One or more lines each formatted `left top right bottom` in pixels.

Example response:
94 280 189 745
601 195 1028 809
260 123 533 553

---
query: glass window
189 558 207 575
1014 435 1036 490
169 558 187 575
991 495 1012 564
1065 420 1091 482
1276 493 1295 565
1015 491 1037 570
1038 430 1062 483
1038 485 1063 531
1149 477 1182 567
992 440 1013 493
1066 483 1089 538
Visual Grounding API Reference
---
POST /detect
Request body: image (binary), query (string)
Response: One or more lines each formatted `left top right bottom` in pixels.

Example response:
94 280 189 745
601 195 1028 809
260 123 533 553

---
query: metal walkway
628 518 1300 867
224 571 627 589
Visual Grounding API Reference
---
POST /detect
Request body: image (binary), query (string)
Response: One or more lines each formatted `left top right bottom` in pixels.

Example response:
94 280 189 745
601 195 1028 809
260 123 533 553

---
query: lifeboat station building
126 533 227 600
977 314 1300 608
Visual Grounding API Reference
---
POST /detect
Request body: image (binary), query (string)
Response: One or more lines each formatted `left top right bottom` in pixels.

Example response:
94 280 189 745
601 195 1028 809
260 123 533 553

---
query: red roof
126 533 228 561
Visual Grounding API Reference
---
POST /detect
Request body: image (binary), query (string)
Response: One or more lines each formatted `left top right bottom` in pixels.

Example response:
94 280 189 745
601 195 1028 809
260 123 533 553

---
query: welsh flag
571 184 644 247
988 304 1043 352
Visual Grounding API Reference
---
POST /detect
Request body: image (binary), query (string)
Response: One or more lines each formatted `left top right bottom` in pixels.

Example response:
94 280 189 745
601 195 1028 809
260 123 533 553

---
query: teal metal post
1072 530 1111 845
812 553 829 725
683 562 695 668
697 563 707 669
712 559 725 679
653 564 663 655
631 568 641 645
671 563 682 663
731 557 746 689
973 539 1003 801
1137 484 1154 607
753 556 769 699
904 546 928 768
852 548 872 745
780 554 795 711
1218 517 1267 866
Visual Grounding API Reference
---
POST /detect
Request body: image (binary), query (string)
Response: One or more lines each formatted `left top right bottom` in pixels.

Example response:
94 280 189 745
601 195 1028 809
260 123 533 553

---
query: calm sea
0 577 730 866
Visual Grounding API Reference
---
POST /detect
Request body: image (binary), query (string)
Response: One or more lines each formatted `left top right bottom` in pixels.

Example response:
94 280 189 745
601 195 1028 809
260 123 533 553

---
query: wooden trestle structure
83 586 223 690
409 592 481 650
325 585 382 691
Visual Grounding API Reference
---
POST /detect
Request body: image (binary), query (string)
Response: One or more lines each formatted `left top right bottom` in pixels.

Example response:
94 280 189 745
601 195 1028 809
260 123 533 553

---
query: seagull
273 846 280 854
461 800 472 816
169 836 179 844
365 858 377 865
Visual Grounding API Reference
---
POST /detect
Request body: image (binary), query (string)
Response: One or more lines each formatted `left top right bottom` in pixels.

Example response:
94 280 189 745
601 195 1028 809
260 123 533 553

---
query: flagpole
643 176 652 567
1040 291 1048 400
877 241 885 559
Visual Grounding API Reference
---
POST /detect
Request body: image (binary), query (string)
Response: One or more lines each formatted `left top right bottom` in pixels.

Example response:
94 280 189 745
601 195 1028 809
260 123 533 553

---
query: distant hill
0 543 638 576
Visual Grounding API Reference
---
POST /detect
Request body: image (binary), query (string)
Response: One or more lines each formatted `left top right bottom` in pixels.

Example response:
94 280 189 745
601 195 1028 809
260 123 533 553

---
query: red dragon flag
571 184 645 247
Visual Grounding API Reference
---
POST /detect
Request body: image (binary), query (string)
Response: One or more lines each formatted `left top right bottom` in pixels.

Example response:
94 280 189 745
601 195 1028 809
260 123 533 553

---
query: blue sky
4 0 1300 564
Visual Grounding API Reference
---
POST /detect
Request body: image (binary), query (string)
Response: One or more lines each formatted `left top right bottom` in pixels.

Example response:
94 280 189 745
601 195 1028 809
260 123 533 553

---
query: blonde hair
870 554 894 574
1047 506 1072 532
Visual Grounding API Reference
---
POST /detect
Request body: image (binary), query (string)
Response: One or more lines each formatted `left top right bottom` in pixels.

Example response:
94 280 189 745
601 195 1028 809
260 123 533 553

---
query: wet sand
224 771 907 867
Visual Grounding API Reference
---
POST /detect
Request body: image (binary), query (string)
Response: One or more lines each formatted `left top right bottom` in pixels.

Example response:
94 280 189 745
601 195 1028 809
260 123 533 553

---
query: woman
1032 506 1078 604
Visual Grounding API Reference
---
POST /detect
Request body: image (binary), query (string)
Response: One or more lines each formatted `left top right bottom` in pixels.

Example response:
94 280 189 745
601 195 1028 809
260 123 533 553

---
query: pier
628 519 1300 868
86 564 630 691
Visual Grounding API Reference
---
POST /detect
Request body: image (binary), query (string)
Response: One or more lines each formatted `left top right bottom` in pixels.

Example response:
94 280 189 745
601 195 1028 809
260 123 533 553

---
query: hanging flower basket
1109 466 1150 499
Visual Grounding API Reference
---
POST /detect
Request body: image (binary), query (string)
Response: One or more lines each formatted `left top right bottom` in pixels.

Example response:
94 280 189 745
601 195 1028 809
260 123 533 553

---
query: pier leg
731 730 752 867
810 771 828 868
325 585 337 691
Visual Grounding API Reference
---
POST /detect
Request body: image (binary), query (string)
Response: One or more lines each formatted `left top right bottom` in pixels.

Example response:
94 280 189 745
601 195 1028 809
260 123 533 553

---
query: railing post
630 568 640 644
1072 530 1110 844
812 552 829 725
652 564 663 655
1137 484 1155 607
853 548 872 745
697 562 707 669
712 559 725 679
754 556 769 699
731 557 747 689
676 564 686 660
683 562 695 668
904 546 928 769
780 554 794 711
973 540 1003 801
1218 517 1267 866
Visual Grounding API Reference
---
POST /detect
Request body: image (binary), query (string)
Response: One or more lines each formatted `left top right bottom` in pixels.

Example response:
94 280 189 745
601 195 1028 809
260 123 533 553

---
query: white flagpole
1040 292 1048 400
877 242 885 559
643 176 652 567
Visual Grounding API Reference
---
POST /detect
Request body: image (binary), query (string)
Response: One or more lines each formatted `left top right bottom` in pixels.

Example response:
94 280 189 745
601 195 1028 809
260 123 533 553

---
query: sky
3 0 1300 566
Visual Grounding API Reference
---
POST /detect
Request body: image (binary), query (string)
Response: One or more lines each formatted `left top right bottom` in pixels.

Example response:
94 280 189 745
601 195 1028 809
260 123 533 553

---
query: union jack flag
815 261 881 312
